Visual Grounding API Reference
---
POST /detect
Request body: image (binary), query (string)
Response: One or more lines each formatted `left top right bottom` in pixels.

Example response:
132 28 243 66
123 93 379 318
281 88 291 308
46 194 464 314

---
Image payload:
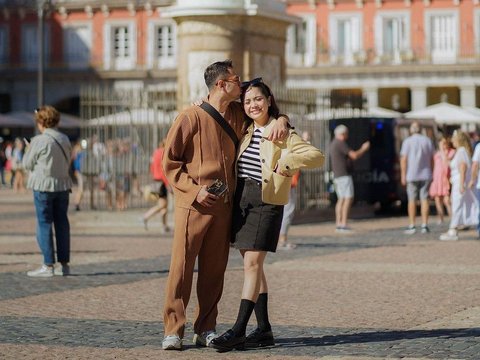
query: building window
21 24 50 69
427 86 460 106
114 26 130 58
63 25 91 69
0 26 7 65
425 10 458 64
147 21 177 69
375 11 410 64
286 14 316 67
103 22 136 70
329 13 363 65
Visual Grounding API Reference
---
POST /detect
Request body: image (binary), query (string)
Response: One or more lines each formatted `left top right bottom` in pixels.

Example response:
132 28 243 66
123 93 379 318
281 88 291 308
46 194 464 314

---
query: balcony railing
288 45 480 67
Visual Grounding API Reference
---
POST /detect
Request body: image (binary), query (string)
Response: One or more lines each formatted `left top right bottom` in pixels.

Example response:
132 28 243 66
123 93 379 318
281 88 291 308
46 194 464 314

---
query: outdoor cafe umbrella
404 103 480 125
5 111 82 129
0 113 32 128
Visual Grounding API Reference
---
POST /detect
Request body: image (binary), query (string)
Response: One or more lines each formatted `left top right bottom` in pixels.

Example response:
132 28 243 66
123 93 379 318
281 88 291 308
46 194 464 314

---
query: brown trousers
163 206 231 338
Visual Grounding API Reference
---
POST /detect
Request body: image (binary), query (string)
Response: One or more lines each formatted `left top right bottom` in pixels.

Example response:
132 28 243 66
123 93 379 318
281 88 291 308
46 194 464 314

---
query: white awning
405 103 480 125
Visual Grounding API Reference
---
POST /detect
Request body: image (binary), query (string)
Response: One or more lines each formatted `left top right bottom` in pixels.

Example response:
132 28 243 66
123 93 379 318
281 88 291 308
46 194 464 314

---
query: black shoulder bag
199 102 239 150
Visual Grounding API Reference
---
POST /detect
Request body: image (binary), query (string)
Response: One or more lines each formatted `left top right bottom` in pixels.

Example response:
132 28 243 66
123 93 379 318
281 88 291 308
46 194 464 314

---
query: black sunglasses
241 77 263 89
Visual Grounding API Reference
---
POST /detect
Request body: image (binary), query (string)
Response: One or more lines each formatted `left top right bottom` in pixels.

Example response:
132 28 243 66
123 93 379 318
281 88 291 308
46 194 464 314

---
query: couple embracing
161 60 324 352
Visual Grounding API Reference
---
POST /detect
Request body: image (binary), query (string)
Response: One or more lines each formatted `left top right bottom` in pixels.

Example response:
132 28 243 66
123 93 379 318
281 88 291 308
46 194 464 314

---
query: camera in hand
207 179 227 196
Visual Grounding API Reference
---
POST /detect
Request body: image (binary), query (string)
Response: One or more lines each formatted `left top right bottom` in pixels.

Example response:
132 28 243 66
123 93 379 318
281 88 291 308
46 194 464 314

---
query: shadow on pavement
276 328 480 347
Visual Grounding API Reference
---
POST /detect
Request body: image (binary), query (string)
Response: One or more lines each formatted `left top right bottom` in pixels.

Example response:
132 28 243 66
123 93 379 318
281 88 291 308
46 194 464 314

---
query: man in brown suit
161 60 289 350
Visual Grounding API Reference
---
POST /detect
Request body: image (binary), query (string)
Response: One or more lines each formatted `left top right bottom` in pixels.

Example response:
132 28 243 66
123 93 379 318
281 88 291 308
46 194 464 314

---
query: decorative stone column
163 0 297 110
460 85 476 108
364 87 378 108
411 86 427 111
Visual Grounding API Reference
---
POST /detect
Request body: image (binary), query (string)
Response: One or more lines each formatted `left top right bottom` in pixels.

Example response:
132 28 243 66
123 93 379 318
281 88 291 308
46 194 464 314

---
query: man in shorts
329 124 370 233
400 121 435 235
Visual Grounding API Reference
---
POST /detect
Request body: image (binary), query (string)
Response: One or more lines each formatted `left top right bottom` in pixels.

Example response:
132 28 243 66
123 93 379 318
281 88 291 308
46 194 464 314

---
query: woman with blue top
23 106 73 277
210 79 325 352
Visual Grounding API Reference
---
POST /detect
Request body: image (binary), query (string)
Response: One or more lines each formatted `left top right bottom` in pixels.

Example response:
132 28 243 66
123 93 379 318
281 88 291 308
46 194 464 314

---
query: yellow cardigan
237 118 325 205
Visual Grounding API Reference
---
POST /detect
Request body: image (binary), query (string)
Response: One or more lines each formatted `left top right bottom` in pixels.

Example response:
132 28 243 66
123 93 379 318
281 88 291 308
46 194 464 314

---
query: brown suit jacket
163 101 245 214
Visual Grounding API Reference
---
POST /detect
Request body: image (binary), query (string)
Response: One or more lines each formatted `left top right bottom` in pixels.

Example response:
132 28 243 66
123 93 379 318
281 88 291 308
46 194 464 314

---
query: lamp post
37 0 52 108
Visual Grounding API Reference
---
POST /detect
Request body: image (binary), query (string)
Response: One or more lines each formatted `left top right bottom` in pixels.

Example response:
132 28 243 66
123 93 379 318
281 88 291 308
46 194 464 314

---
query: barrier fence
79 85 366 212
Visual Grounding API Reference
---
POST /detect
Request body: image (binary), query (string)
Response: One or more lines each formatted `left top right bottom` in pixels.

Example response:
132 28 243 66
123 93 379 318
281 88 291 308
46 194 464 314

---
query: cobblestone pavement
0 188 479 359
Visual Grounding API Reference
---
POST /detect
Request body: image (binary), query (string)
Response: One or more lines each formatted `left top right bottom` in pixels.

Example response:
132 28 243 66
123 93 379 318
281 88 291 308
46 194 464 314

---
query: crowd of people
0 136 27 192
399 122 480 241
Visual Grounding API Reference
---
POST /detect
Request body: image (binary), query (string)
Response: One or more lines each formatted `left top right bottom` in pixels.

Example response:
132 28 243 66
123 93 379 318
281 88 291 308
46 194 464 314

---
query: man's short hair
410 121 420 134
334 124 348 137
204 60 233 90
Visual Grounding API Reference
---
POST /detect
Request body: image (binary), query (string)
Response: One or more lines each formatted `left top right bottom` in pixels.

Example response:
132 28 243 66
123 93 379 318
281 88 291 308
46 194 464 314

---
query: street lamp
37 0 52 108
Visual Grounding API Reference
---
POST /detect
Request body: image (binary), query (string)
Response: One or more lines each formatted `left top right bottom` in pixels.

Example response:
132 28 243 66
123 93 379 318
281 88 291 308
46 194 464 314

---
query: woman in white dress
439 130 479 241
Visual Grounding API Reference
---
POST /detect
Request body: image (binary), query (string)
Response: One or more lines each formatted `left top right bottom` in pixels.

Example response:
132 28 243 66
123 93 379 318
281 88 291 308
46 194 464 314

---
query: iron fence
79 85 366 212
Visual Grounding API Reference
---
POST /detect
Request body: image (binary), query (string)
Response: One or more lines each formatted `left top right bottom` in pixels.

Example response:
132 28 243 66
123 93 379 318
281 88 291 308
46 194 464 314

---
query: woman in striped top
210 80 324 352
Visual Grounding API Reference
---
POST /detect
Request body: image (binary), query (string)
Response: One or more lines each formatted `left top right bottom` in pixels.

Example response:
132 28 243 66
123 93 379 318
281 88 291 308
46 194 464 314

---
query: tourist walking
141 139 170 233
430 137 455 224
440 131 479 241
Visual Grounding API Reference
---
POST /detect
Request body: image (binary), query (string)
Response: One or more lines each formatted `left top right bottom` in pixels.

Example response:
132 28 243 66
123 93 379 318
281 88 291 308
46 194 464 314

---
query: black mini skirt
232 177 284 252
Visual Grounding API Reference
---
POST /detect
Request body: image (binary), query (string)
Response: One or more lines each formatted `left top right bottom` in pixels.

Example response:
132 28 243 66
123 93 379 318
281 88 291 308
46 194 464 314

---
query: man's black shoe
210 329 245 352
245 328 274 348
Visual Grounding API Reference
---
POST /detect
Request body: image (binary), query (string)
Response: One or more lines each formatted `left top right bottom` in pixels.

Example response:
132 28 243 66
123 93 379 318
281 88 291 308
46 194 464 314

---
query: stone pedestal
163 0 297 110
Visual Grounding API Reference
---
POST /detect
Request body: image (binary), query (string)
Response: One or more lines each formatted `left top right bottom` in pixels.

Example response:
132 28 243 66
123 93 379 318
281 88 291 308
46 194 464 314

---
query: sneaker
335 226 354 234
439 230 458 241
403 225 416 235
139 217 148 231
160 225 171 235
193 330 217 347
54 263 70 276
27 265 54 278
420 225 430 234
277 242 297 250
162 335 182 350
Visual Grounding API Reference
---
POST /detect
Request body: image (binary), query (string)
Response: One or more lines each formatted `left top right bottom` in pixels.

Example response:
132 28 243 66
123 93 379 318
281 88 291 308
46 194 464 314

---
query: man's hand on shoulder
195 185 219 207
268 115 289 142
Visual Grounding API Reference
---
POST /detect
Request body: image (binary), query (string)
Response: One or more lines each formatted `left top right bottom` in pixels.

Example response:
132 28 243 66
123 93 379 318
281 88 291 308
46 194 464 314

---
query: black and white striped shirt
238 127 263 183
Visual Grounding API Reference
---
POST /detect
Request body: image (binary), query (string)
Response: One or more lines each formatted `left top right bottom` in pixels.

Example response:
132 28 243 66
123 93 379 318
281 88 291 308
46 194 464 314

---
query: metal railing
78 85 366 212
289 46 480 67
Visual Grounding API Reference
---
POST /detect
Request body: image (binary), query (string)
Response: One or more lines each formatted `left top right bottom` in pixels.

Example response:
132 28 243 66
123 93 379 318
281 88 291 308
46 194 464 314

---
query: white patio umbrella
465 106 480 117
404 102 480 125
85 108 175 126
367 106 402 118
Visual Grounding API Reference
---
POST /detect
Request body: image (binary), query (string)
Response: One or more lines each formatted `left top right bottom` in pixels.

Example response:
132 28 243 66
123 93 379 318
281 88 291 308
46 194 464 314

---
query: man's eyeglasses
221 75 241 85
241 77 263 89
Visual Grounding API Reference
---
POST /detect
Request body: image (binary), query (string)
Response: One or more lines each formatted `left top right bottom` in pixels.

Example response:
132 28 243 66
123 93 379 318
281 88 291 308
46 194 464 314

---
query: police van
329 117 438 213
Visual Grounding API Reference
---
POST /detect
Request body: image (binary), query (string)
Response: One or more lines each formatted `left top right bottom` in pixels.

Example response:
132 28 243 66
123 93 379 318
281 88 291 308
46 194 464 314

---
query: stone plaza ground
0 187 479 359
